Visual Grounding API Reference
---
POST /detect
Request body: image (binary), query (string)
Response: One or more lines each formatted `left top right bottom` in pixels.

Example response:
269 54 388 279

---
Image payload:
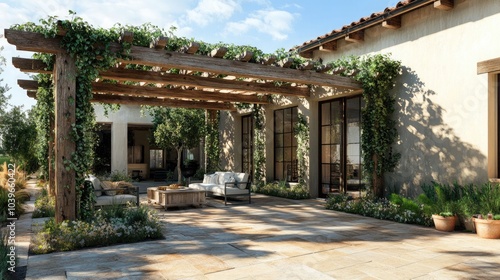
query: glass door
319 96 364 197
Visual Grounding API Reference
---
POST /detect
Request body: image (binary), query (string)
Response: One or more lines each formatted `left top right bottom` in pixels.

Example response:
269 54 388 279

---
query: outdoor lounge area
16 184 500 279
4 1 500 279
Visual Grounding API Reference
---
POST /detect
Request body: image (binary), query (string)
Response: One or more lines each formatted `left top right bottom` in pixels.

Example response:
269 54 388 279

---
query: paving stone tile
19 192 500 279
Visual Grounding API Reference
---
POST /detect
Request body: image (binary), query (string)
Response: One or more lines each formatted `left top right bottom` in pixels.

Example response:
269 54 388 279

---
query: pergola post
48 119 55 196
53 52 77 222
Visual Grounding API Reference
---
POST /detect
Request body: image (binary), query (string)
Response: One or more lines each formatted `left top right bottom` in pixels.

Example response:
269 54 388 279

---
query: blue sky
0 0 399 109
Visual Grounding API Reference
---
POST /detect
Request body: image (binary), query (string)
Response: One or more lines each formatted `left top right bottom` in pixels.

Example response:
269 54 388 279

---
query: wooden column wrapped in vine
53 52 77 222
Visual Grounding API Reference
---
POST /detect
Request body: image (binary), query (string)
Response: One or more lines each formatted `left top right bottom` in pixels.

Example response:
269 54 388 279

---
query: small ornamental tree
150 107 206 184
0 107 39 173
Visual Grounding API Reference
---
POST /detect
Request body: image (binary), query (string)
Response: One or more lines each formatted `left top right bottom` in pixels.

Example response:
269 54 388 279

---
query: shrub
0 162 27 191
257 181 311 199
30 205 164 254
0 188 26 222
326 193 433 226
0 231 14 279
32 188 55 218
100 170 132 182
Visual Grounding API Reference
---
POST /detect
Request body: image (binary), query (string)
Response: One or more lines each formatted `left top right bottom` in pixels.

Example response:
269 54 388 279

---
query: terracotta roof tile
296 0 428 50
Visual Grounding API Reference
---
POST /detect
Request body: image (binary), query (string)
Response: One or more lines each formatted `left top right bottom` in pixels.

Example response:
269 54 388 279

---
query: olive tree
150 107 206 184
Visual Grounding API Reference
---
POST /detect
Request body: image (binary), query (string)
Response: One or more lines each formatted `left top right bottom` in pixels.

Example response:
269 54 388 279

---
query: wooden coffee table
147 187 205 210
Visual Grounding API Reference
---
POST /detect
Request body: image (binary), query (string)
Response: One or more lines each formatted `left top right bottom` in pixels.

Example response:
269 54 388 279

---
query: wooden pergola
4 25 361 222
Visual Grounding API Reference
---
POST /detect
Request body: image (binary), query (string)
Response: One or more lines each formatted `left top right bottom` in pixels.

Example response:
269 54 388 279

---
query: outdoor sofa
85 175 139 207
188 171 251 205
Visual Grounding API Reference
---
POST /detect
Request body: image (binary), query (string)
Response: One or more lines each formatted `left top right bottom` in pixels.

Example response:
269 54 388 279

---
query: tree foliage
0 46 11 117
0 107 39 173
150 107 206 183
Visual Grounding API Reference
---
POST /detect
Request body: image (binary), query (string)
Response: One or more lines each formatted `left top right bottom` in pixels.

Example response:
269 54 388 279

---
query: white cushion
203 174 211 184
209 174 219 184
218 172 234 185
88 175 102 197
234 173 249 183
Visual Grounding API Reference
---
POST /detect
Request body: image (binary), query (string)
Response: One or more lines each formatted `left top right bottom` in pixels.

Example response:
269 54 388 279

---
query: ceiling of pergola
5 24 362 112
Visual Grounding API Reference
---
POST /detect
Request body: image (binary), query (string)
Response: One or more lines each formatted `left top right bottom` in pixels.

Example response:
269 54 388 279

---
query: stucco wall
313 0 500 194
209 1 500 195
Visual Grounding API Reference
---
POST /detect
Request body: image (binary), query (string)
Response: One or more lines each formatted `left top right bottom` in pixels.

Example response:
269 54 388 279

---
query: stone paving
20 189 500 279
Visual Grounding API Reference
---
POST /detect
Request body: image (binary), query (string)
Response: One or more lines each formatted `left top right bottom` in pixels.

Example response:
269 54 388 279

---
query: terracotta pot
432 214 457 232
463 217 476 233
473 218 500 239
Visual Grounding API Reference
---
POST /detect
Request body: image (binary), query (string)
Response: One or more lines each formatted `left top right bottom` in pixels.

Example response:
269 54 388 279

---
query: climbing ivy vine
294 113 309 184
329 54 401 198
205 111 220 173
252 104 266 188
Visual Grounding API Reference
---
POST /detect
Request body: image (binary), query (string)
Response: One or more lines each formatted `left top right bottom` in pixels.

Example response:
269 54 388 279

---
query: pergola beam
24 89 236 111
100 68 309 97
92 94 236 111
18 79 254 107
5 29 362 90
14 58 310 97
12 57 52 74
92 82 269 104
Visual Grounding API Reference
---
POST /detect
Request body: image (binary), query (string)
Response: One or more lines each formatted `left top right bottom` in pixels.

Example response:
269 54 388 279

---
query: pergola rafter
5 26 362 222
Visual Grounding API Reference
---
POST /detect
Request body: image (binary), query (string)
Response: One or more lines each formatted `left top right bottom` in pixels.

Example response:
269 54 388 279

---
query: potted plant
473 214 500 239
473 182 500 238
458 184 482 232
422 184 459 232
432 211 457 232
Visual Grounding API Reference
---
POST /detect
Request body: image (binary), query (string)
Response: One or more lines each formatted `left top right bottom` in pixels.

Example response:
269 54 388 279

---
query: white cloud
186 0 240 26
225 9 295 41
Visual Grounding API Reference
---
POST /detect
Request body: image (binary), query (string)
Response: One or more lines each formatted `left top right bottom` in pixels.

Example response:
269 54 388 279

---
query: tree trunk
176 147 183 184
372 153 384 198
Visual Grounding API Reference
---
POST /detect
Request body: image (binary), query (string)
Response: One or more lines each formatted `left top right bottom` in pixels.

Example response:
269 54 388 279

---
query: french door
319 96 365 197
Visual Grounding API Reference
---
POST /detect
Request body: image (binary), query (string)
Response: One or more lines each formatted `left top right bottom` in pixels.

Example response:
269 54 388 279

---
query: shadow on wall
387 66 487 196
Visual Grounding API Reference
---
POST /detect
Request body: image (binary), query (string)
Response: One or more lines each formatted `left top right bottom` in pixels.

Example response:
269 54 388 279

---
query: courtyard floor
18 180 500 279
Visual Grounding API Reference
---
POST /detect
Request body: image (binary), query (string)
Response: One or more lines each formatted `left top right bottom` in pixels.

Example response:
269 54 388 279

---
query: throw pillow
203 174 211 184
220 172 234 185
88 176 102 197
209 174 219 184
101 181 118 196
114 181 132 194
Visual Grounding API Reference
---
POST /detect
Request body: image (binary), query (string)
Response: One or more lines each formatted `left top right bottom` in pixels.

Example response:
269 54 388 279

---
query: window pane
284 108 292 132
284 132 292 147
275 148 283 162
275 163 284 180
321 103 330 125
322 145 330 163
275 134 284 148
322 126 331 144
284 148 292 162
275 110 284 133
